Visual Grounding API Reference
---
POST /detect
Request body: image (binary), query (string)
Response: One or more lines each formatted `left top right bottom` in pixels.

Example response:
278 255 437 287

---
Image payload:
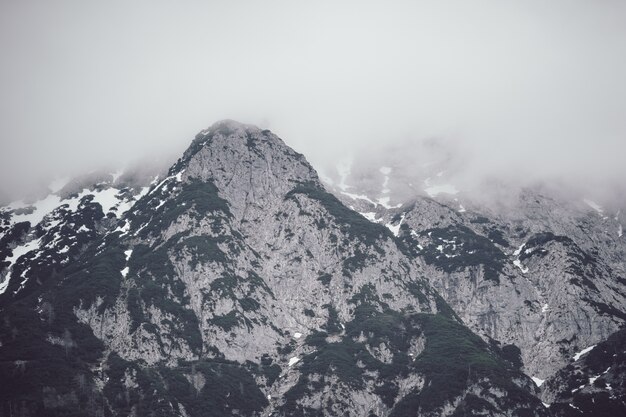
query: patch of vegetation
239 297 260 312
59 235 127 311
391 314 537 415
449 394 497 417
581 297 626 321
489 339 524 369
342 250 369 276
285 181 394 248
283 304 541 416
488 229 510 247
521 232 601 292
317 272 332 286
210 311 240 332
0 259 110 415
175 235 227 268
103 355 269 417
127 287 145 333
470 216 490 224
129 234 203 352
321 304 342 333
127 178 231 239
417 225 506 283
349 283 381 306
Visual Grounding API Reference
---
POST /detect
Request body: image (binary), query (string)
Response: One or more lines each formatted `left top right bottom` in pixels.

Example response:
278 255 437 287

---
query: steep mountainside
332 165 626 413
543 327 626 416
0 171 151 302
0 121 548 417
384 194 626 380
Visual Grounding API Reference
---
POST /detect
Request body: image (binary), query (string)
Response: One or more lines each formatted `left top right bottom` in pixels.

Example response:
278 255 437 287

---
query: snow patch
149 171 184 196
90 188 123 214
114 222 130 235
573 345 596 361
513 259 528 274
531 376 545 387
288 357 300 367
385 213 405 237
341 192 378 206
359 212 380 223
377 196 401 209
541 304 549 313
293 332 302 339
120 267 129 278
0 238 42 294
458 204 466 213
8 195 63 227
124 249 133 261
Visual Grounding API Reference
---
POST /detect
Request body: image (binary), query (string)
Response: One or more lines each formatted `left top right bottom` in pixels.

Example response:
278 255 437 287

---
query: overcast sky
1 0 625 197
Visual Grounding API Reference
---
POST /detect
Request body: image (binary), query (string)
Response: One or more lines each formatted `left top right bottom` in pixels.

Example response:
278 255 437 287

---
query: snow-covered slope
0 172 151 299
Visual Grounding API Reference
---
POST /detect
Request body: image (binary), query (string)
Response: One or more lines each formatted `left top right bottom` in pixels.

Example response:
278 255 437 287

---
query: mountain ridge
0 121 622 416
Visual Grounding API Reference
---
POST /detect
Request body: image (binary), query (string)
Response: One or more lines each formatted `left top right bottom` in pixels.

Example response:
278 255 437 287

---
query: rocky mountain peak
167 120 321 222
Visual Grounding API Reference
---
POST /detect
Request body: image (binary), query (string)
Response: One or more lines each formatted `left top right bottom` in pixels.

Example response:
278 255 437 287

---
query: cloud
1 0 625 200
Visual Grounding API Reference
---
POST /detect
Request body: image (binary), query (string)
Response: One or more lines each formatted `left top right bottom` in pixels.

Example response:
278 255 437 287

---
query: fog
1 0 625 202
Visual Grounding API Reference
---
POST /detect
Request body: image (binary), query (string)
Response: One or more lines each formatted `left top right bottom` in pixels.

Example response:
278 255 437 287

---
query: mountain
331 161 626 413
384 192 626 379
0 170 153 302
0 120 622 416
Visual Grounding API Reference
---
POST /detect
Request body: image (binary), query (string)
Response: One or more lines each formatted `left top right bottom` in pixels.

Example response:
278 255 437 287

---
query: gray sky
1 0 625 197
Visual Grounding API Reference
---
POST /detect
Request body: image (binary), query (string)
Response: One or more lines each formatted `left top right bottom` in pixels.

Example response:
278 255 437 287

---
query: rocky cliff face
332 164 626 414
383 194 626 381
0 121 549 417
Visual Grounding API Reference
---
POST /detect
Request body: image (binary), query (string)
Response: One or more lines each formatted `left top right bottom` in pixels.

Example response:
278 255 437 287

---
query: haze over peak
1 0 625 202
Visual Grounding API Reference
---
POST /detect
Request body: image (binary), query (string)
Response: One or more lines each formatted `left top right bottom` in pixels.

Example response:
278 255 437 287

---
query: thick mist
1 0 625 202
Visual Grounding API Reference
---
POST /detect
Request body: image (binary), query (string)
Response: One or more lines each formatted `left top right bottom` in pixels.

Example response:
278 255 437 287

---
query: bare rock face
0 121 548 417
378 191 626 382
331 165 626 415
